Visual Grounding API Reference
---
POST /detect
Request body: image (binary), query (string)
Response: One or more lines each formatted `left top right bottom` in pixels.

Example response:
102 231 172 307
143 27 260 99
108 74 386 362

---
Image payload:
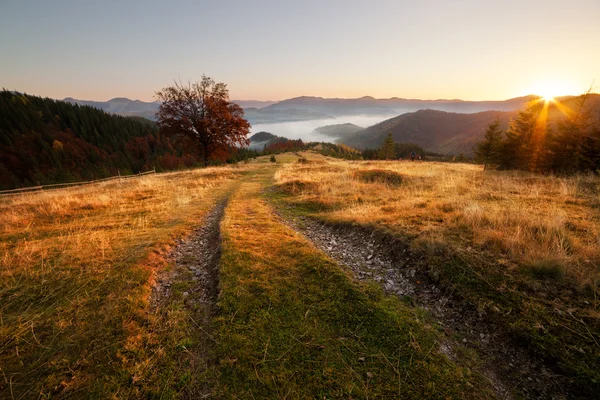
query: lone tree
379 132 396 160
155 75 250 165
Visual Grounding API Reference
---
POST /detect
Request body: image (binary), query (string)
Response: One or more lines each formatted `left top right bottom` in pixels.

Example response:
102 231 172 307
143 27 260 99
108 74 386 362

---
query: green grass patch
210 182 492 398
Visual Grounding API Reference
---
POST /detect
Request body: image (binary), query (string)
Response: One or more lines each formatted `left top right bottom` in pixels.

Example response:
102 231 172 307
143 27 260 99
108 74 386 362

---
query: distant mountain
234 100 277 109
262 95 537 117
313 123 363 139
63 97 332 124
341 110 516 155
341 94 600 155
63 94 597 132
243 107 333 124
63 97 160 115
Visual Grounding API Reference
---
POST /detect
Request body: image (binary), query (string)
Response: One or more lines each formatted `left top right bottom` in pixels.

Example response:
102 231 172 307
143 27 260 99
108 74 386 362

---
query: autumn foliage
155 76 251 165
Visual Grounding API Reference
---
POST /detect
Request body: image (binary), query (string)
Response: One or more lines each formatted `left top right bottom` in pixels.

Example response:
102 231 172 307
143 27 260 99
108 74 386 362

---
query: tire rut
279 213 567 400
151 197 229 398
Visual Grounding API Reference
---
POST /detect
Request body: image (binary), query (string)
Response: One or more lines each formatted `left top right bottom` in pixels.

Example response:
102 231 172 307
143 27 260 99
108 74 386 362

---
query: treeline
475 94 600 173
362 134 438 160
0 91 249 189
261 138 306 154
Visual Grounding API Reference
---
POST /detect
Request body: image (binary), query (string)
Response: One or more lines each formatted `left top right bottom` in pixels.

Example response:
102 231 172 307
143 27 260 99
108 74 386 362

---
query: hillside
313 123 363 139
248 131 284 150
249 131 277 142
341 109 515 154
0 92 203 189
341 94 600 155
3 154 599 398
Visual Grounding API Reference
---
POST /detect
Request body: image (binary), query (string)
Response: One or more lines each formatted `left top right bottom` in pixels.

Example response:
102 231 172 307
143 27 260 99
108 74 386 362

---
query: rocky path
153 198 227 311
151 197 229 398
280 214 565 400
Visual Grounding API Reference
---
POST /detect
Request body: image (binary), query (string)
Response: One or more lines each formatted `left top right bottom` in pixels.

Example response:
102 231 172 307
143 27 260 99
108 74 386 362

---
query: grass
0 165 248 398
3 150 599 397
274 152 600 396
211 173 494 398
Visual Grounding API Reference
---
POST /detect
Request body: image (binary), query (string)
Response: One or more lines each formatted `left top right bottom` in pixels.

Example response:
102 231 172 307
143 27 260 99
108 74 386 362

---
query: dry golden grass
275 155 600 289
274 153 600 394
0 165 250 397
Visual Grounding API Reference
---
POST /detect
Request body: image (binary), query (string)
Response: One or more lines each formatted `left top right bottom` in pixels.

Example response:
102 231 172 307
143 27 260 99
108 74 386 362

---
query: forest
475 95 600 173
0 91 254 189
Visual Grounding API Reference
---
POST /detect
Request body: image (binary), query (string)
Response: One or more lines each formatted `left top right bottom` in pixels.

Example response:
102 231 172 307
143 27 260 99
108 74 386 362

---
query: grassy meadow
211 168 493 398
0 165 248 397
275 152 600 395
1 151 599 398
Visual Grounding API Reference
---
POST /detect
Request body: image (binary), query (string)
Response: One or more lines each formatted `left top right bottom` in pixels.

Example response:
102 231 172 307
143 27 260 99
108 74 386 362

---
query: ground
1 153 598 399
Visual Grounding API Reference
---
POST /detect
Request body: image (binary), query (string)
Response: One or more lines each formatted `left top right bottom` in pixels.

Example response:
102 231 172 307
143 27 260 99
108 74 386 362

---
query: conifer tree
378 132 396 160
474 117 503 170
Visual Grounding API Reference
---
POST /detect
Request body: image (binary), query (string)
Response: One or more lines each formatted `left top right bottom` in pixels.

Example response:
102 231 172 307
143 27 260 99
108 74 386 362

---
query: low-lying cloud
250 114 397 143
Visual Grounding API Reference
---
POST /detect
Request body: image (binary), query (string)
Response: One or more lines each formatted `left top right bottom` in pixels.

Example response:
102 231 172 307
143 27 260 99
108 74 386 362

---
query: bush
356 169 403 187
270 155 277 163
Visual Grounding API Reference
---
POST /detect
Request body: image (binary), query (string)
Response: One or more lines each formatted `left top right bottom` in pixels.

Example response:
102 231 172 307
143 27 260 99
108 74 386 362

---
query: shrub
524 259 566 281
356 169 403 187
270 155 277 163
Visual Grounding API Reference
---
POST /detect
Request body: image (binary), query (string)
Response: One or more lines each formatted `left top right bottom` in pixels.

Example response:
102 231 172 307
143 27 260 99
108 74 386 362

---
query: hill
341 109 515 155
313 123 363 139
341 94 600 155
249 131 278 142
0 92 204 189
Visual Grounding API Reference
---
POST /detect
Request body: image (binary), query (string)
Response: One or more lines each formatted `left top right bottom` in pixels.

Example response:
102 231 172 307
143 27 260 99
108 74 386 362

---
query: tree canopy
155 76 251 165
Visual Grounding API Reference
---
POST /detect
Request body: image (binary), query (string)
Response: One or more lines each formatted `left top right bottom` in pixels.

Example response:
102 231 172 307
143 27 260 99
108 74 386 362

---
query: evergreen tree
474 118 503 170
546 93 594 173
378 132 396 160
500 100 548 171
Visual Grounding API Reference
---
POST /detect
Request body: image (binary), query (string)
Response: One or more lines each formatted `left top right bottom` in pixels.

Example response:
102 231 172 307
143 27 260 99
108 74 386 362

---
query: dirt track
151 198 229 398
280 214 567 400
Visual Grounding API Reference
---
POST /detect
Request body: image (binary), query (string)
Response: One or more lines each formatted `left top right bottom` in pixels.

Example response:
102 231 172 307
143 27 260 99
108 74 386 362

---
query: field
1 153 599 399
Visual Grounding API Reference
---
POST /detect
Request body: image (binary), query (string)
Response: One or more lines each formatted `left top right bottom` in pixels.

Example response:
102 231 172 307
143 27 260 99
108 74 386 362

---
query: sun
530 80 578 102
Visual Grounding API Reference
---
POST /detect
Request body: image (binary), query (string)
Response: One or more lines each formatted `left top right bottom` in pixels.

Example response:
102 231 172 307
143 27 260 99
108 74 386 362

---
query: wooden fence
0 169 156 197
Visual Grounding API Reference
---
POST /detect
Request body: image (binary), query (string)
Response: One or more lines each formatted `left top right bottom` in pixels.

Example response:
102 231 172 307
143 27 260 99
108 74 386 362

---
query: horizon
24 92 595 104
1 0 598 102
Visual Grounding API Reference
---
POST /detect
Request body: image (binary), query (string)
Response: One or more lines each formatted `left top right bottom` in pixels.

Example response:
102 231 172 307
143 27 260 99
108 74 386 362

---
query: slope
341 109 515 155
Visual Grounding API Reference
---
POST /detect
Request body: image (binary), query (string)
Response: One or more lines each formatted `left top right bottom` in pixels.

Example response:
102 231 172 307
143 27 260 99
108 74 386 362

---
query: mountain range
261 95 537 116
62 93 600 156
63 94 538 124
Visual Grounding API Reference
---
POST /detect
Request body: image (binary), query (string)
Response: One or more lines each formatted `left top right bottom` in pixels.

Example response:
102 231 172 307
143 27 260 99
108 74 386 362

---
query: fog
250 114 397 143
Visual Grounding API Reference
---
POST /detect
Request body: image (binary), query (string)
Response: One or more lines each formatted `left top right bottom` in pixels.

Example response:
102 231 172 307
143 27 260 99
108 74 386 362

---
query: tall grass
275 157 600 289
275 154 600 395
0 165 245 398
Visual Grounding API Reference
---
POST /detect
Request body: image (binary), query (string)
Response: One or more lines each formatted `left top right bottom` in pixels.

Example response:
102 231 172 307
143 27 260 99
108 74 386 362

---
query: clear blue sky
1 0 598 101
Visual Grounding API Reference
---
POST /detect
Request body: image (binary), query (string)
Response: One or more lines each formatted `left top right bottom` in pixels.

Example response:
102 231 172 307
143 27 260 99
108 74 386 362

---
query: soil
151 198 229 398
280 214 569 400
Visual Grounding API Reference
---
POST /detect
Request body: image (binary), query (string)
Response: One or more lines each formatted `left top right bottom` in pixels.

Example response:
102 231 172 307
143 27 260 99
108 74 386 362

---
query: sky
1 0 599 102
